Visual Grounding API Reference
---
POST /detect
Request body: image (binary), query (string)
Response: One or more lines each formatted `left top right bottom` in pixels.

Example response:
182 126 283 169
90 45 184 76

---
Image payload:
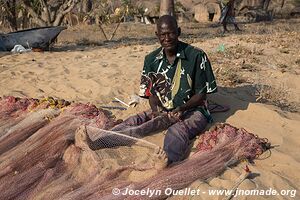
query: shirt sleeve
139 57 153 98
194 52 217 94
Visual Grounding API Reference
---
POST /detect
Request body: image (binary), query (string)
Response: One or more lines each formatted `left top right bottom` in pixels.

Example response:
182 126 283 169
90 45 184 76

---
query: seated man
87 15 217 167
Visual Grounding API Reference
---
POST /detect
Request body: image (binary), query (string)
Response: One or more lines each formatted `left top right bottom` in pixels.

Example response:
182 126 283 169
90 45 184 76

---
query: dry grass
214 67 247 86
255 84 299 112
57 23 157 47
218 44 264 61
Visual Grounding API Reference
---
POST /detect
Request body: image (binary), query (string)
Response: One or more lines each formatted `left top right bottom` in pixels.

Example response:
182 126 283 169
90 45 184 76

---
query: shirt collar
155 41 186 60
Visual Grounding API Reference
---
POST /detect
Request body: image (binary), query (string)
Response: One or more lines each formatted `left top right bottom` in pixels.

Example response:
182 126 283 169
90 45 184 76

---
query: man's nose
165 34 171 41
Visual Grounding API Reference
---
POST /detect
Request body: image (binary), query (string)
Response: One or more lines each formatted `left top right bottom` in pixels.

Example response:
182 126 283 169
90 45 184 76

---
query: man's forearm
149 95 162 112
179 93 206 112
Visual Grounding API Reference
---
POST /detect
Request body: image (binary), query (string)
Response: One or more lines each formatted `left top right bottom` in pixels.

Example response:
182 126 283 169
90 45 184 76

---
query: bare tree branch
17 0 78 27
39 0 51 24
109 16 123 41
61 0 79 16
52 0 79 26
21 0 47 26
1 0 18 31
98 23 108 41
2 2 13 17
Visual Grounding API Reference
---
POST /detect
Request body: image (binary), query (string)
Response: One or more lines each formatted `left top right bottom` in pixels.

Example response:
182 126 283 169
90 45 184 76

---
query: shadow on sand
208 84 257 125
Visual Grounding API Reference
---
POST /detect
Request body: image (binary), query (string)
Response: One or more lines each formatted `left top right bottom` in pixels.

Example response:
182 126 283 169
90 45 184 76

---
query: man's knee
163 126 190 163
165 125 189 143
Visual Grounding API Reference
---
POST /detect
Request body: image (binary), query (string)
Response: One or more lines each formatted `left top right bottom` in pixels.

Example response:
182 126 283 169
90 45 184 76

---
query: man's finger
155 146 162 154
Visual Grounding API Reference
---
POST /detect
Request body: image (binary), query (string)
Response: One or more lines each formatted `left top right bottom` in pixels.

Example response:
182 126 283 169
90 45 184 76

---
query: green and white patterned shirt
139 41 217 121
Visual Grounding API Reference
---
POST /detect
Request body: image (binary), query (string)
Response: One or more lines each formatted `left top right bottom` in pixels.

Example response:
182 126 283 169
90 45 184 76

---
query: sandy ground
0 19 299 199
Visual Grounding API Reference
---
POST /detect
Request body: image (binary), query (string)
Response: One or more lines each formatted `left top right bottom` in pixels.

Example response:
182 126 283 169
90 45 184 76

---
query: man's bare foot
75 125 90 151
153 147 168 170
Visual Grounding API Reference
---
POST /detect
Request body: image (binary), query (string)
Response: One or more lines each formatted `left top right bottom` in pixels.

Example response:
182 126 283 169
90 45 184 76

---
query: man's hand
149 95 164 118
151 110 163 119
168 106 183 121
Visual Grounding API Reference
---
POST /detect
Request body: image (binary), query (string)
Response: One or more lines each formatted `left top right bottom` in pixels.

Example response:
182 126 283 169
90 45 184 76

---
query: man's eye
160 33 176 38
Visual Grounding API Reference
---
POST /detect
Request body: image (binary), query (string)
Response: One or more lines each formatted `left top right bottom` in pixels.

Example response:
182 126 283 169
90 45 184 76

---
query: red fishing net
0 96 271 200
101 124 271 200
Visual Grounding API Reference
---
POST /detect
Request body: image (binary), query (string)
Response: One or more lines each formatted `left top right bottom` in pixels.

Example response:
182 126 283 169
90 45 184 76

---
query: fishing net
86 111 174 150
96 124 270 200
0 96 110 199
0 96 271 200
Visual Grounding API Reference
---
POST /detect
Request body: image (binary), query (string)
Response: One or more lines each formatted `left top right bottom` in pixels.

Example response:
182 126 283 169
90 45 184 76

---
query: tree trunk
159 0 175 17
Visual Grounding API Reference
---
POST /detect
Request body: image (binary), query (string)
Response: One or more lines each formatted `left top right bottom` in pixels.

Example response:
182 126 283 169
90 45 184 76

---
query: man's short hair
156 15 178 29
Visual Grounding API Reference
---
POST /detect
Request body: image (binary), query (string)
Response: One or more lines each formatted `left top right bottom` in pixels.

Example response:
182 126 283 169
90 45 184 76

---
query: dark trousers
87 110 207 163
163 110 207 163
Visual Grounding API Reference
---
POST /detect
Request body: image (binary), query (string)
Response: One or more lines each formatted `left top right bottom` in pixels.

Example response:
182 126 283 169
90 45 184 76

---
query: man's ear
155 31 159 38
177 27 181 37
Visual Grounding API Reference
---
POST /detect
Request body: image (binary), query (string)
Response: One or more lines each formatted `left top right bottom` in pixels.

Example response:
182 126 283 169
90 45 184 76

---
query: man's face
156 22 179 51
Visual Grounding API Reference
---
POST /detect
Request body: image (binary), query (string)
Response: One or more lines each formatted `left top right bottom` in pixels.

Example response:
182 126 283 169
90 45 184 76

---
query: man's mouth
163 43 175 47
